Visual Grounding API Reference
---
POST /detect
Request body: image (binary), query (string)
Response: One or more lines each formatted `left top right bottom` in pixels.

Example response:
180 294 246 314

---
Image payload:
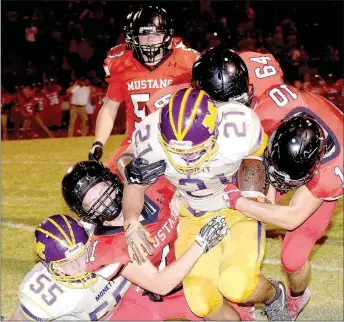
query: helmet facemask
158 88 219 175
64 162 124 225
263 115 326 193
49 241 97 290
159 134 218 175
263 149 316 193
133 26 173 64
81 180 123 225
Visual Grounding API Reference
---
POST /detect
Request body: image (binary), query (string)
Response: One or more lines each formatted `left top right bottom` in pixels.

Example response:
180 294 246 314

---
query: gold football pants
175 205 265 317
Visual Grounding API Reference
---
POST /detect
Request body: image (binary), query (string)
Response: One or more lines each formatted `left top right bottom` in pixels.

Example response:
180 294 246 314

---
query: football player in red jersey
145 44 284 114
62 161 228 321
188 51 342 319
88 6 199 173
41 77 63 127
32 82 48 115
14 85 54 139
237 50 283 105
230 84 344 320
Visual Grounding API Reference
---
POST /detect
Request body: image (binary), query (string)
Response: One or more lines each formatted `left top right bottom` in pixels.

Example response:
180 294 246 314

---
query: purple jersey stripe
187 206 207 217
112 278 130 303
20 302 51 321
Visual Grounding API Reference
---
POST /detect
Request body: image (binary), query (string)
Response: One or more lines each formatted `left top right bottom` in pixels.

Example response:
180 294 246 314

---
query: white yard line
1 220 343 273
2 220 35 232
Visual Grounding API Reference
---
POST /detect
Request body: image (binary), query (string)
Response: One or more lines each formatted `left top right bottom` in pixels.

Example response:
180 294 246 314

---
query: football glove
124 220 155 265
195 216 229 253
223 183 243 209
124 158 166 185
88 141 103 161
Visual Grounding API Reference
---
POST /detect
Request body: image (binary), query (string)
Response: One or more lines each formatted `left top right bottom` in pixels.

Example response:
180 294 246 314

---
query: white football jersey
17 262 131 320
132 101 265 211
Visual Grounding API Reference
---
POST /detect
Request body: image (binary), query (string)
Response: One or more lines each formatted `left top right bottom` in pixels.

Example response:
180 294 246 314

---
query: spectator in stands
24 20 38 61
1 0 342 140
67 77 90 137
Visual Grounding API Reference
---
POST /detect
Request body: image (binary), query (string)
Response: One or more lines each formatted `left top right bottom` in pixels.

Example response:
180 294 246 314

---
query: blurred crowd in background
1 0 343 140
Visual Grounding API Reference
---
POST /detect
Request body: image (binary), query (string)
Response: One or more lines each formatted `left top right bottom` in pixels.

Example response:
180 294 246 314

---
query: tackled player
119 88 291 321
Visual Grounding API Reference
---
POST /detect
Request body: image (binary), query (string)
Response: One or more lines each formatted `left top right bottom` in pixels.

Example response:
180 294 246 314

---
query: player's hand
195 216 229 253
89 141 103 161
169 191 188 217
124 158 166 185
124 220 155 265
223 183 243 209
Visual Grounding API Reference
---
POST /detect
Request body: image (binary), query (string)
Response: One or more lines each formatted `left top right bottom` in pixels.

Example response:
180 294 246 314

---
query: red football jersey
16 95 36 118
254 84 344 200
41 85 63 126
86 176 177 280
42 85 62 108
146 51 283 113
238 51 284 105
104 39 199 136
33 92 48 113
146 83 190 114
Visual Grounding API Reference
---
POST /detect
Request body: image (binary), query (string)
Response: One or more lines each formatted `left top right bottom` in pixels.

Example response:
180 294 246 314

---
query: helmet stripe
181 90 205 139
168 91 179 139
36 227 73 248
46 218 73 246
61 214 76 245
177 88 193 140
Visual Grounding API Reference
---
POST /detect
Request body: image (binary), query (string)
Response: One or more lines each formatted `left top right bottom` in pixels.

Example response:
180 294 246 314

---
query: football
237 157 268 195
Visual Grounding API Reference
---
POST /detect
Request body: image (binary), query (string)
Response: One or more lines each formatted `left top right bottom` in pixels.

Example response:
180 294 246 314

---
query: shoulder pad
106 43 127 59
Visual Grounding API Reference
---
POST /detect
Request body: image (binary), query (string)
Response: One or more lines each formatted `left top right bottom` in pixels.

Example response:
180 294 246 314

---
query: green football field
1 136 343 320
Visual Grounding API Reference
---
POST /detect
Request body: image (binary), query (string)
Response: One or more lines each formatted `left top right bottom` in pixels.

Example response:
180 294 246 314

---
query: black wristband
93 141 103 147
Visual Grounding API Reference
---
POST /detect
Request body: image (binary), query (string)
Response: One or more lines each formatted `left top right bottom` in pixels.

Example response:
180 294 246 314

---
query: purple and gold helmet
158 88 219 175
35 214 96 289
